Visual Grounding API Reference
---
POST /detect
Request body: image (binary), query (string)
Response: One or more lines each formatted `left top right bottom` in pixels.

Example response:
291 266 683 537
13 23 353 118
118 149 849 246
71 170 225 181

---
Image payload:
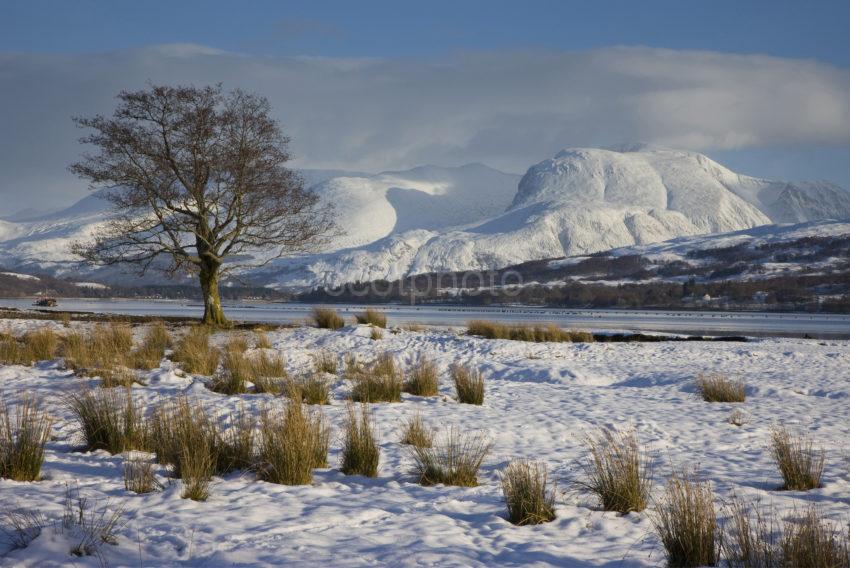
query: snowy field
1 318 849 566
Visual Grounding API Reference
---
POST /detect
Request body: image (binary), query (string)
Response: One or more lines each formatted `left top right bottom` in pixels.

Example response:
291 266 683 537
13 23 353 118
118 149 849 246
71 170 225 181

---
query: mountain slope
261 146 850 289
1 147 848 290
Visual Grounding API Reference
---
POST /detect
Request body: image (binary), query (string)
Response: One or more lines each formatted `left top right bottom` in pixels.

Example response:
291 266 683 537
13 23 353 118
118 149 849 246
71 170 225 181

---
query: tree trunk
199 263 228 326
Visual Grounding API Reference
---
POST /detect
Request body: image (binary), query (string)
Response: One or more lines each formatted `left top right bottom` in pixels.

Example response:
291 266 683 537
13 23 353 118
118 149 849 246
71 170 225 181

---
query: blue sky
0 1 849 212
4 0 849 65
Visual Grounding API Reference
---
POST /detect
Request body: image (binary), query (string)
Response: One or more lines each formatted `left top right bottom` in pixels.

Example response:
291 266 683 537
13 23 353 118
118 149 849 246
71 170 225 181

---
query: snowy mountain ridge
0 146 848 290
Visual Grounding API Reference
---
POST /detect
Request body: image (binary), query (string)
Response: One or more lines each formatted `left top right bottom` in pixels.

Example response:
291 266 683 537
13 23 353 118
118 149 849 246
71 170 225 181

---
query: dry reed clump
0 335 34 366
98 366 142 388
340 403 380 477
66 388 146 454
0 397 53 482
577 429 652 514
209 349 251 395
355 308 387 328
723 499 850 568
311 307 345 330
501 459 557 526
146 398 255 477
129 321 170 370
695 373 746 403
122 454 159 494
652 470 718 567
254 330 272 349
179 444 214 501
349 352 403 403
22 327 59 361
292 374 332 405
172 326 220 375
451 363 485 405
403 356 439 397
61 485 126 559
370 327 383 340
313 350 338 375
400 410 434 447
770 426 824 491
224 334 250 354
257 397 329 485
61 323 134 372
467 320 594 343
411 427 491 487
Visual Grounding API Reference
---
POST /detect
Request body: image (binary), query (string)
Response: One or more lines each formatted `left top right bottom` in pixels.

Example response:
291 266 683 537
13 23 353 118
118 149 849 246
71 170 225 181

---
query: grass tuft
451 363 485 405
23 327 59 361
257 397 329 485
66 388 145 454
123 454 158 494
404 356 439 396
411 427 491 487
340 404 380 477
350 352 403 403
355 308 387 328
255 330 272 349
467 320 593 343
293 374 332 405
313 350 338 375
770 426 824 491
312 307 345 330
172 326 220 375
180 444 214 501
695 373 746 403
578 429 651 513
210 349 251 395
129 321 170 370
501 459 557 525
400 410 434 447
0 397 53 481
652 470 718 567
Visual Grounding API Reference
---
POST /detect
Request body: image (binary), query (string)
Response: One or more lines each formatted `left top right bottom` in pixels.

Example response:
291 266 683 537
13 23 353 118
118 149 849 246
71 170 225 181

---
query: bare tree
70 84 334 325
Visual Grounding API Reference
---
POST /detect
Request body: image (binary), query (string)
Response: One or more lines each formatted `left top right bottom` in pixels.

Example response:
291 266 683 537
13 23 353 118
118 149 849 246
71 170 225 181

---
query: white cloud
0 44 849 212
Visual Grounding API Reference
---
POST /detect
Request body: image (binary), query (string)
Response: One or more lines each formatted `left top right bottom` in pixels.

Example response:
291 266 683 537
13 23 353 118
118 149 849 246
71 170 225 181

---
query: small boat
33 297 58 307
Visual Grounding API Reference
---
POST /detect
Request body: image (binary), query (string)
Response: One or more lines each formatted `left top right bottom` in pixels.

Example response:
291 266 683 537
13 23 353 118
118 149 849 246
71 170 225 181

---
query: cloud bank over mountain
1 44 850 211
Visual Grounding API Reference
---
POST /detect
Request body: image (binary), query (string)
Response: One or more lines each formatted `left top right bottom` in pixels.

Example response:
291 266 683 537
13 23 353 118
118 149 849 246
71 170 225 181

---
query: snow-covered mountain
259 146 850 288
1 146 849 290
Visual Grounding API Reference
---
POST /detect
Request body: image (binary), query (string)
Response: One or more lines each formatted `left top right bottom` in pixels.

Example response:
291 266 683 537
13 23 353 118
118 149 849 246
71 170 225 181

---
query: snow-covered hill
260 146 850 288
1 147 849 290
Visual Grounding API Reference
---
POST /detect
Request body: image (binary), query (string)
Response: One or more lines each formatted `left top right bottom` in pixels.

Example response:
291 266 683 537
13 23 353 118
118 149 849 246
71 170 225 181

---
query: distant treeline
0 269 290 301
299 272 850 313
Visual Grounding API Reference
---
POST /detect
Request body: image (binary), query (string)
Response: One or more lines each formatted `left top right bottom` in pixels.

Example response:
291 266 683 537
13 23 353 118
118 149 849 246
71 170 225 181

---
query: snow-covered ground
1 320 849 566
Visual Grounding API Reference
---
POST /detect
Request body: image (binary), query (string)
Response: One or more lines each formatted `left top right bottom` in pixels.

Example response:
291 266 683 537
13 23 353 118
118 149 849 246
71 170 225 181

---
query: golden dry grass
770 426 824 491
411 427 491 487
695 373 746 403
0 397 53 481
652 471 718 567
311 307 345 330
467 320 593 343
578 429 651 514
451 363 484 405
501 459 557 525
340 404 380 477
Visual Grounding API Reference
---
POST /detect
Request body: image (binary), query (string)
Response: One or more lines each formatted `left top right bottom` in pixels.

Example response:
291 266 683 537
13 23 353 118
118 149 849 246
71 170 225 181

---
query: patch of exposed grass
123 454 158 494
312 307 345 330
355 308 387 328
180 444 214 501
293 374 332 405
370 327 383 340
501 459 557 526
210 349 251 395
0 336 34 366
696 373 746 403
23 327 59 361
129 321 170 370
400 411 434 448
224 334 250 354
313 350 338 375
340 404 380 477
255 330 272 349
723 499 850 568
257 398 329 485
61 485 126 559
452 363 484 405
411 427 491 487
350 353 403 403
98 366 142 389
66 388 146 454
652 470 718 567
0 397 53 481
404 356 439 397
770 426 824 491
578 429 651 514
172 326 220 375
62 323 134 372
467 320 593 343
